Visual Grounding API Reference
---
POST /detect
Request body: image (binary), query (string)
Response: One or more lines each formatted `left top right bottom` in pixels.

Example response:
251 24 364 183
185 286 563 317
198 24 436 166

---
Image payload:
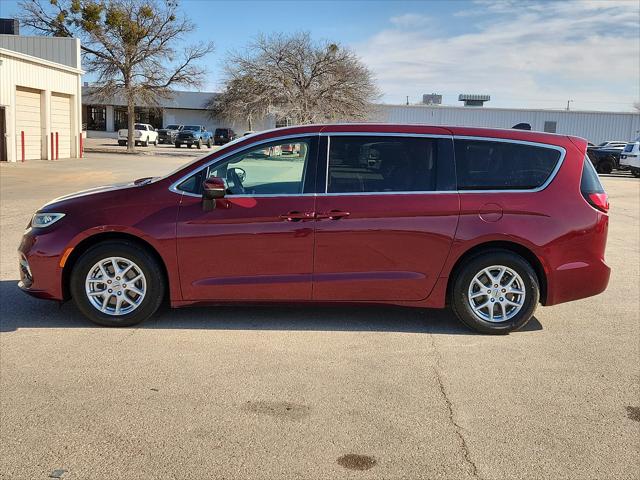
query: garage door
51 93 72 159
15 88 42 161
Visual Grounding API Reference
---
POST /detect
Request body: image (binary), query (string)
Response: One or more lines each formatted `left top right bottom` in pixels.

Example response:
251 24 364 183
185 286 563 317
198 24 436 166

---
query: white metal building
82 84 640 145
374 104 640 144
0 34 83 162
82 88 272 137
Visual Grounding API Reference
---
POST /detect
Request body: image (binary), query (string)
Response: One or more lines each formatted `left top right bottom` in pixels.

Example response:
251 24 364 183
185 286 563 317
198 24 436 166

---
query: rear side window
327 136 440 193
454 140 562 190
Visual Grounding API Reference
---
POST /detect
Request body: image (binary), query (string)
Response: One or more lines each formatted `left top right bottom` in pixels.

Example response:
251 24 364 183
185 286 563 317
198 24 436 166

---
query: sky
1 0 638 111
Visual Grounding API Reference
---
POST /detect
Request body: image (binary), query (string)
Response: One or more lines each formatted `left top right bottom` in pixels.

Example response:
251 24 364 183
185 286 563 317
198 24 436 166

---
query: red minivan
18 124 610 334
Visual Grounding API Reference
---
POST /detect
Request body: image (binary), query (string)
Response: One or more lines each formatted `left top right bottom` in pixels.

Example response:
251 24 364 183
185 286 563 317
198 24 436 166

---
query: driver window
206 140 310 195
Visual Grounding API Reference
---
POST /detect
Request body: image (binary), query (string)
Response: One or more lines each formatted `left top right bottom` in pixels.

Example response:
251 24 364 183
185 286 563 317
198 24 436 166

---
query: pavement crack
429 335 480 479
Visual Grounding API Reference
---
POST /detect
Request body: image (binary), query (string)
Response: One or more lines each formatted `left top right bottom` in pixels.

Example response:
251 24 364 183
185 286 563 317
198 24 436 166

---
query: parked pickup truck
118 123 158 147
175 125 213 149
157 124 183 144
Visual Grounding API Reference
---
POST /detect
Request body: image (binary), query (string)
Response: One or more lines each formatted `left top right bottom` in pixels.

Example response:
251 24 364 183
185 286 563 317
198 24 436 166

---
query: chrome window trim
320 131 452 139
168 132 320 197
171 131 566 198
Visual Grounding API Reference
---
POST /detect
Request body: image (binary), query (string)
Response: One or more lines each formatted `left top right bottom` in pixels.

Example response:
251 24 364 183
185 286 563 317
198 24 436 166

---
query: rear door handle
316 210 351 220
279 211 315 222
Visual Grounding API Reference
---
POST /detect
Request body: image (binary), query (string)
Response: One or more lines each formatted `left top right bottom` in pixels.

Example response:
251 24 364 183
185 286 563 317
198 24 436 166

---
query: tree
20 0 214 151
206 76 271 131
211 32 379 126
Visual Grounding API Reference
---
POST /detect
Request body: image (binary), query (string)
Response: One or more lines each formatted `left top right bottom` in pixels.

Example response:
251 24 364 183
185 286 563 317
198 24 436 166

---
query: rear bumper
545 258 611 306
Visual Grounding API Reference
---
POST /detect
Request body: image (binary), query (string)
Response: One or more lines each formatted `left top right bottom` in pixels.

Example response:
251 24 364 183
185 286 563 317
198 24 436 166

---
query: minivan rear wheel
451 250 539 334
70 241 165 327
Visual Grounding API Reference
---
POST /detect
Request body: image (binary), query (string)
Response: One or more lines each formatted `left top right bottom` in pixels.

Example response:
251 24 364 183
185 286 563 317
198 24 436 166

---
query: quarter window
327 136 439 193
454 140 561 190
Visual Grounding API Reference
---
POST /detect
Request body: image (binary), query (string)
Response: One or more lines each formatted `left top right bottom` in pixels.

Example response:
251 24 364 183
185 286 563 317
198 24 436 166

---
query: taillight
587 193 609 213
581 157 609 213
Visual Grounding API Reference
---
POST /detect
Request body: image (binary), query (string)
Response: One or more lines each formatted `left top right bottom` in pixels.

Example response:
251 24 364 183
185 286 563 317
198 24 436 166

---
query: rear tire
70 241 165 327
175 142 181 148
597 160 613 174
450 250 540 334
207 139 212 148
118 140 126 146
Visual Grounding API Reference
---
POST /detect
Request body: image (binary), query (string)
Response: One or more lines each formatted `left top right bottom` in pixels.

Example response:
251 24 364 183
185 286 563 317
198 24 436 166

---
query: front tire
450 250 539 334
70 241 165 327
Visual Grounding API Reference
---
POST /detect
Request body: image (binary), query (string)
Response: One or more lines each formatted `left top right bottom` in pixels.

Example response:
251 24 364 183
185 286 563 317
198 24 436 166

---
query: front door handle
279 211 315 222
316 210 351 220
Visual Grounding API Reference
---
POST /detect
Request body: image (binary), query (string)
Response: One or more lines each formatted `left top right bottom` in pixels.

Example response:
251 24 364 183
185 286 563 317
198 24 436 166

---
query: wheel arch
446 240 548 305
61 232 170 301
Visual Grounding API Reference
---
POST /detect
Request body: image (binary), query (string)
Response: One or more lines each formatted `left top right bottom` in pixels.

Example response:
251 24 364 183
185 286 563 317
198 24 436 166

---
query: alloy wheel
467 265 526 322
85 257 147 316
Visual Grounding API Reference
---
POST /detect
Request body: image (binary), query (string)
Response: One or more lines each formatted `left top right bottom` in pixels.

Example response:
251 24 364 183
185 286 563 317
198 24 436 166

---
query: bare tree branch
19 0 214 151
212 32 379 127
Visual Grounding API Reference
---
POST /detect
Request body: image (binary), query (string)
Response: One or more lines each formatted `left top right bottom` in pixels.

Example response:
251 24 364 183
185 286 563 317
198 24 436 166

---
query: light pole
566 99 574 111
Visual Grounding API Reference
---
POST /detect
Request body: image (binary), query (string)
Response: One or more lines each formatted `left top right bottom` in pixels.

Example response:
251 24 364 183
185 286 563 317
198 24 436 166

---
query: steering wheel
226 167 246 195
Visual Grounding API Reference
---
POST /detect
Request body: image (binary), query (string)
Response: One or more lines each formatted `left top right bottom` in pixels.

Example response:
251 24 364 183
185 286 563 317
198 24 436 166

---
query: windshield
623 143 635 152
184 125 200 131
134 124 146 130
166 125 180 130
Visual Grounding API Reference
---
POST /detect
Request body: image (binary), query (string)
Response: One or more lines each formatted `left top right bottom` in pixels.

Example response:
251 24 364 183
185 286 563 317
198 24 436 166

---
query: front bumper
18 229 66 301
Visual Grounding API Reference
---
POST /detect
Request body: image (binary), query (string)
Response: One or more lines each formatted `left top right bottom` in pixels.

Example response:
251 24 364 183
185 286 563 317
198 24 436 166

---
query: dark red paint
18 125 610 313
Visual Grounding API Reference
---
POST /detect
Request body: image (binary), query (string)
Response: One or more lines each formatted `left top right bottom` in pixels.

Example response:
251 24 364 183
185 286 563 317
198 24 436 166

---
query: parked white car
118 123 158 147
619 137 640 177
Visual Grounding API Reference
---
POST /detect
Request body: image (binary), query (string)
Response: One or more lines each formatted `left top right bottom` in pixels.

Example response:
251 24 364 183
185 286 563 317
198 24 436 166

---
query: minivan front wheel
70 241 165 327
451 250 539 334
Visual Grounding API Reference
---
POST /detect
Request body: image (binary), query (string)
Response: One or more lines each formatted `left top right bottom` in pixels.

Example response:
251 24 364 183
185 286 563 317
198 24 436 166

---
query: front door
176 136 319 301
313 134 460 302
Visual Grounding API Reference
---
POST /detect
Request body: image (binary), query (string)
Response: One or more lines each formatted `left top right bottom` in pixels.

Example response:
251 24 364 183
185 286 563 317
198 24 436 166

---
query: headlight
31 213 65 228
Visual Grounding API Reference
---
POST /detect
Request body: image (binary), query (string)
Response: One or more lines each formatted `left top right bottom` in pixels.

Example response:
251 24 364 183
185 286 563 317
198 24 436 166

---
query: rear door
312 132 460 302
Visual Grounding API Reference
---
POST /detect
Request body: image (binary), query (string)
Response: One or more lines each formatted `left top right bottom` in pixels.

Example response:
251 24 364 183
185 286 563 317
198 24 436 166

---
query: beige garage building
0 34 83 162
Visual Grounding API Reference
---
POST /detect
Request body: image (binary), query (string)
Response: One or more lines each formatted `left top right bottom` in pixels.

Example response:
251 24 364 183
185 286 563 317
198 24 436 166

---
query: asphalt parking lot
0 151 639 480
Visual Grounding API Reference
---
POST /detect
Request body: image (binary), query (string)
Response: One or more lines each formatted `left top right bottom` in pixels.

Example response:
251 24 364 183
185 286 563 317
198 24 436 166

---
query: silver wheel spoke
470 291 486 299
126 285 144 296
88 290 106 297
100 294 111 312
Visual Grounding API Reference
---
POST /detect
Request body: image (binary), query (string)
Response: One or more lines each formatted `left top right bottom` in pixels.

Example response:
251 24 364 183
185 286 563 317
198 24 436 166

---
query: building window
114 106 163 131
114 107 128 131
83 105 106 131
275 117 293 128
544 121 557 133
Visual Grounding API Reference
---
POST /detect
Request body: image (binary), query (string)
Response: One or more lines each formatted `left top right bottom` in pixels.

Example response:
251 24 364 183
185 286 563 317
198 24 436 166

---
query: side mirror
203 177 226 199
202 177 226 211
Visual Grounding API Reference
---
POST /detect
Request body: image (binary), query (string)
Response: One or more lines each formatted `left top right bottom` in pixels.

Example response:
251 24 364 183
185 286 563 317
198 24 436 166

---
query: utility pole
566 99 574 111
406 96 409 106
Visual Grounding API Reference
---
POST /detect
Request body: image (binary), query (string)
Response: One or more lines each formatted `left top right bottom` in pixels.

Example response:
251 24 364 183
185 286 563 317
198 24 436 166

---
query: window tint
177 138 312 195
580 156 605 194
454 140 561 190
327 136 439 193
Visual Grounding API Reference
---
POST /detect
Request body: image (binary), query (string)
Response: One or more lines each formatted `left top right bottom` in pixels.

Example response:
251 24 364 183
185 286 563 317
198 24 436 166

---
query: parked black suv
158 124 183 144
214 128 237 145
